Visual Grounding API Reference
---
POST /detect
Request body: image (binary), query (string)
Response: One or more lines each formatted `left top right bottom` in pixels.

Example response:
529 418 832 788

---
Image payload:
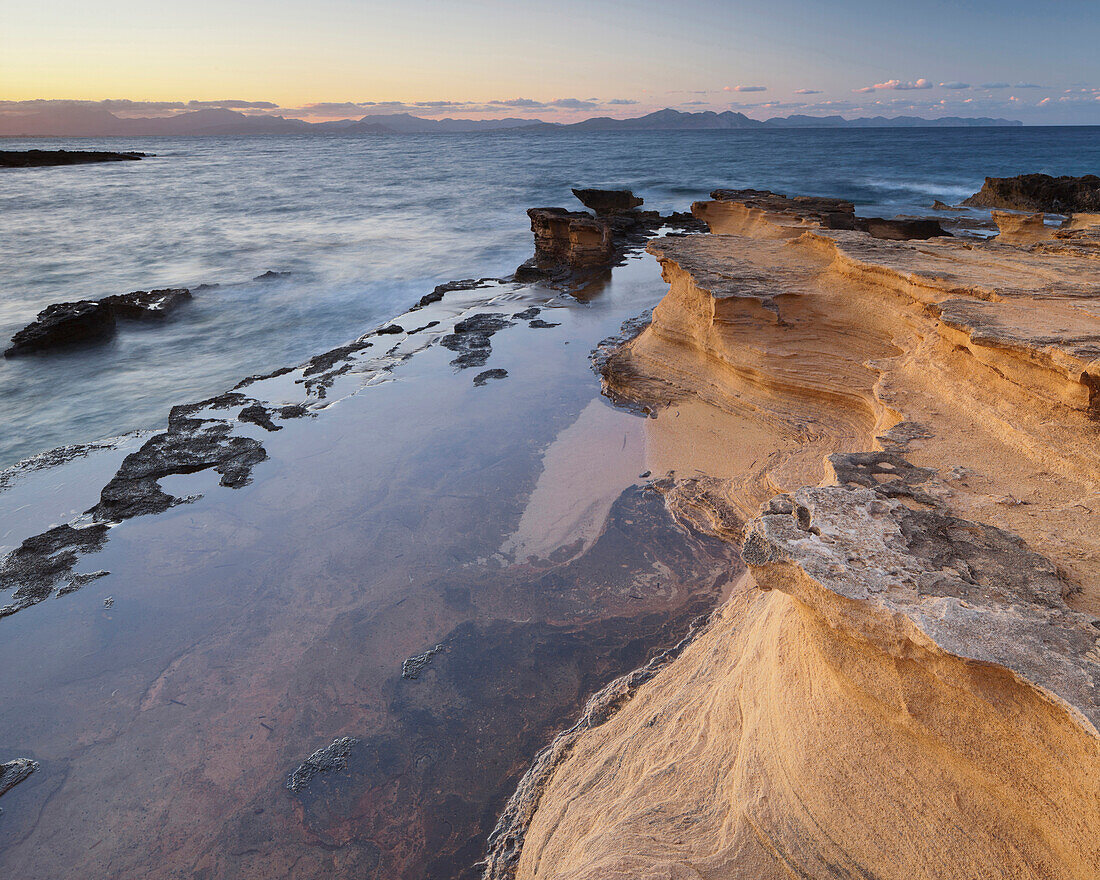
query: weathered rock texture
517 189 704 282
500 189 1100 880
694 189 946 241
963 173 1100 213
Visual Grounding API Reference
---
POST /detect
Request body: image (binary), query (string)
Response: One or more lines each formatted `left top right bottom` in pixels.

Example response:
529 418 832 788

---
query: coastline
1 183 1098 879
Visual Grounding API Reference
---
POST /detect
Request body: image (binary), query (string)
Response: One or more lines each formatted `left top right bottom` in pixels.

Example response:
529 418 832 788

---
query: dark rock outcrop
4 301 116 356
100 288 191 320
94 399 267 521
0 150 146 168
473 368 508 386
858 217 948 241
571 188 644 215
0 523 111 618
5 288 192 356
287 737 359 792
0 758 39 802
440 313 515 369
962 174 1100 213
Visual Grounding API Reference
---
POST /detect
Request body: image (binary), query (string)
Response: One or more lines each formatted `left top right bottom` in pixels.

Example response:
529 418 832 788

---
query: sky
3 0 1099 124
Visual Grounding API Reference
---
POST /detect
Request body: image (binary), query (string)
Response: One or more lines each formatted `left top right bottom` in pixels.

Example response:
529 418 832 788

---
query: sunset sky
4 0 1099 124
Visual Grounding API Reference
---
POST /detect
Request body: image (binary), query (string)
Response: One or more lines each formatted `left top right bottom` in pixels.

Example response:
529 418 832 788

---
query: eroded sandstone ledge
497 190 1100 880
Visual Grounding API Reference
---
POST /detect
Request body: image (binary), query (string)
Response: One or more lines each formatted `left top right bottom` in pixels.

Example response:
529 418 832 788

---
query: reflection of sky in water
3 127 1100 466
0 255 739 877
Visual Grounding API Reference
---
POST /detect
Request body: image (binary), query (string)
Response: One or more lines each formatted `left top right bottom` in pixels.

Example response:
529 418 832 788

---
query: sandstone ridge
494 189 1100 880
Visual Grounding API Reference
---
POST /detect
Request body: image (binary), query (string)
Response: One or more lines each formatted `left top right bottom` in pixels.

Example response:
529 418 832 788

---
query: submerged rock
473 368 508 386
286 737 359 792
253 270 291 282
962 173 1100 213
440 313 515 369
4 300 115 356
0 758 39 801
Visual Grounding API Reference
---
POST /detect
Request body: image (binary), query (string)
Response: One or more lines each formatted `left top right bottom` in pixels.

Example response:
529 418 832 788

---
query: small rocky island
0 150 147 168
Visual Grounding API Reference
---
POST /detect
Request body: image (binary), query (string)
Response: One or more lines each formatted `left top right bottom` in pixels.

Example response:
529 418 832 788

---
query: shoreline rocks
517 188 705 282
4 288 191 356
962 173 1100 213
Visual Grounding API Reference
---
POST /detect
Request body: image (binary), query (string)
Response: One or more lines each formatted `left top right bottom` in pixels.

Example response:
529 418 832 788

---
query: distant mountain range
0 106 1023 137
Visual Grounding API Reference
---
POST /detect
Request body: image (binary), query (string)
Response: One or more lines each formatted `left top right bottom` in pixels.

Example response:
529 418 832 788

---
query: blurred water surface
2 126 1098 466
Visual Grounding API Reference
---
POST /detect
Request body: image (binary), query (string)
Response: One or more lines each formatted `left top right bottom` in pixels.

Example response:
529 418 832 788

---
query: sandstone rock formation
494 188 1100 880
693 189 946 240
963 173 1100 213
526 208 614 270
518 190 704 282
991 210 1054 244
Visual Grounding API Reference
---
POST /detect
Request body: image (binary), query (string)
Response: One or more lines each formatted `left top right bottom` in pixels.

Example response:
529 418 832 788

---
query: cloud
1013 83 1046 89
980 82 1011 89
938 82 970 90
726 85 767 92
548 97 598 109
857 78 933 92
187 99 278 109
607 98 640 105
794 89 823 95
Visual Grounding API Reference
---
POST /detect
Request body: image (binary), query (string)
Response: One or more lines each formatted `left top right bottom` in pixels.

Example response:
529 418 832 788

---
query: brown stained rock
527 208 614 269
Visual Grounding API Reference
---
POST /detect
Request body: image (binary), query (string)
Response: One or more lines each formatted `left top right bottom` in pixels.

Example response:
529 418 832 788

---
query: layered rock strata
498 190 1100 880
518 189 704 281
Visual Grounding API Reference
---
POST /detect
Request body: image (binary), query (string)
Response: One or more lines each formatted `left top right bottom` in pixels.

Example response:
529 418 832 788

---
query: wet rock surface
0 150 146 168
518 189 705 284
5 288 192 356
100 287 191 320
0 524 110 618
283 486 738 880
473 368 509 386
441 313 516 369
0 759 39 803
287 737 360 793
963 173 1100 213
5 300 116 356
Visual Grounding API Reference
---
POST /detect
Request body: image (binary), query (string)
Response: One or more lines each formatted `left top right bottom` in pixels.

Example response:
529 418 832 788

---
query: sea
2 125 1099 468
